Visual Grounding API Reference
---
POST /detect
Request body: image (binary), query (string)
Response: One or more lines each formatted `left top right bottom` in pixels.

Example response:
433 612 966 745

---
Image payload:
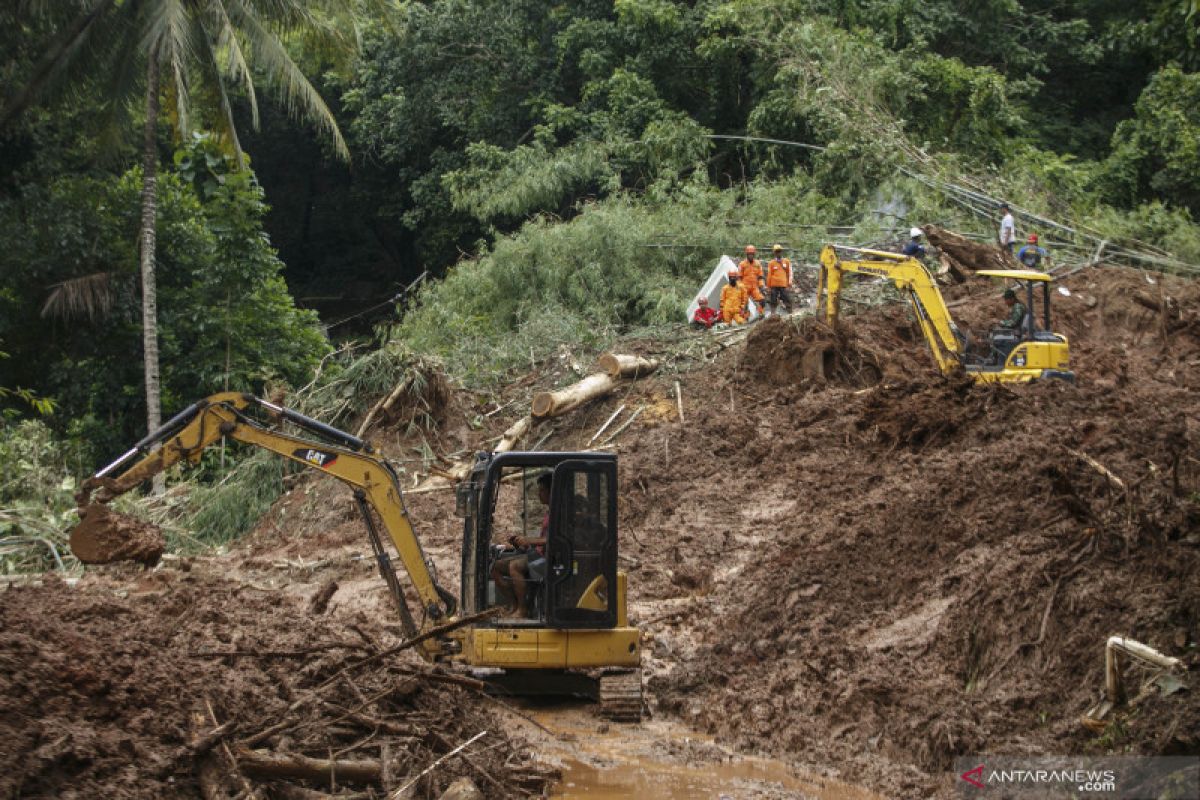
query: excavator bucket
69 503 164 567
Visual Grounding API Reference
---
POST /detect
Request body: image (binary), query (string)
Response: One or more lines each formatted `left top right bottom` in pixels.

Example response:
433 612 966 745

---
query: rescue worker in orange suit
691 296 720 329
764 244 794 315
719 271 748 325
738 245 765 315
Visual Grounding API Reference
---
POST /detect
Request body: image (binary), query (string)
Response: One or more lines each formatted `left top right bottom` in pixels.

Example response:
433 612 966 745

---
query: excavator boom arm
80 391 455 651
818 245 964 374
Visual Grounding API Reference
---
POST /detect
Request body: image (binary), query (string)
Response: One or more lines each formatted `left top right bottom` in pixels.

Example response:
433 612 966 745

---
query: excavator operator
998 288 1027 330
491 472 551 617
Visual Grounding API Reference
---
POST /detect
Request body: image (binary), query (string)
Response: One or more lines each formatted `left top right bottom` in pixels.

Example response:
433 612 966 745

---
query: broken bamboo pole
588 404 626 446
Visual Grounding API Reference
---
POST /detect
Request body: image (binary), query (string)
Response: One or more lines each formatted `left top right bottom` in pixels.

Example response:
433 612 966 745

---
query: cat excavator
816 244 1075 383
71 392 643 720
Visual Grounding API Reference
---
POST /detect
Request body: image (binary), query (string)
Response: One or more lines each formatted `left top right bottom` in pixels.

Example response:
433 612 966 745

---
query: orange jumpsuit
738 258 765 307
719 284 748 324
766 257 792 288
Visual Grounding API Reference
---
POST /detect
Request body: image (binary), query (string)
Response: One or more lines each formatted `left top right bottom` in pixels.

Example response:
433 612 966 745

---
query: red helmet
1028 233 1039 243
744 245 756 255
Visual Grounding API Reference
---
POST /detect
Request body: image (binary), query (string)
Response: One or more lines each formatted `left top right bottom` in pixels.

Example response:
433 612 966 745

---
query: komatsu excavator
817 244 1074 383
72 392 643 720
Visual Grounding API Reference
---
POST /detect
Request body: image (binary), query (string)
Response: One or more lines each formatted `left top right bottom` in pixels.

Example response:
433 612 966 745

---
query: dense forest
2 0 1198 487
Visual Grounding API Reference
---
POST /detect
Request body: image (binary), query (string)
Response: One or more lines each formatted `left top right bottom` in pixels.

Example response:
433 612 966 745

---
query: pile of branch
925 224 1012 282
181 617 557 799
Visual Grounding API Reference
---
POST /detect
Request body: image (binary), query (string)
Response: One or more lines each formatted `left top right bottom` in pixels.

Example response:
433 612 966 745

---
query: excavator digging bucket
70 503 165 567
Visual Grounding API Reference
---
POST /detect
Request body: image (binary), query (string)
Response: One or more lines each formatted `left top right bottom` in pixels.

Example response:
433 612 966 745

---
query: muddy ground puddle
519 703 884 799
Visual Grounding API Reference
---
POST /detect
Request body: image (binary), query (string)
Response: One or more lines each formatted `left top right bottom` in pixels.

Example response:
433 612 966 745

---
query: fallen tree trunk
597 353 659 379
925 225 1012 282
531 373 618 418
236 748 382 785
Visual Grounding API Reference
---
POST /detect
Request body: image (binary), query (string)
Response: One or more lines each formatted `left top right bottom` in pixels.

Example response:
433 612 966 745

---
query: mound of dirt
69 504 164 566
742 316 885 388
0 573 554 798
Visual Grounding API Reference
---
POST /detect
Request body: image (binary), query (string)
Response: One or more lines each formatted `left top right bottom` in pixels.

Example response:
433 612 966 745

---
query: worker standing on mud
738 245 765 316
1017 234 1049 270
998 288 1027 330
491 473 551 617
998 203 1016 255
719 271 748 325
764 244 794 315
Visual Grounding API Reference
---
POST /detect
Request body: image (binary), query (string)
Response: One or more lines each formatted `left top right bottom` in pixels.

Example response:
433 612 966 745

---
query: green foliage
398 173 844 385
180 449 284 551
1104 67 1200 214
0 156 329 459
0 419 81 573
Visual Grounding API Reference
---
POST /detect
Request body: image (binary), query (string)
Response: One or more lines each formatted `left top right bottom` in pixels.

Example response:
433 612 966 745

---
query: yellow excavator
72 392 643 719
816 244 1074 383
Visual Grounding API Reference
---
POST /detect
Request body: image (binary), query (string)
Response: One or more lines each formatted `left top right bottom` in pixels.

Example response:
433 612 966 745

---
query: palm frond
196 27 246 167
204 0 260 130
40 272 117 322
228 0 350 160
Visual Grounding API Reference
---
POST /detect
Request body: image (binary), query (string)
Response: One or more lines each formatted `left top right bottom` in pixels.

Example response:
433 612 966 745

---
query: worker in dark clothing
901 227 926 258
1016 234 1049 270
998 288 1027 330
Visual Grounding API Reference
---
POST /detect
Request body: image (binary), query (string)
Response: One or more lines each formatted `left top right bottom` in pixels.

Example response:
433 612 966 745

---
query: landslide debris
610 265 1200 796
0 573 555 798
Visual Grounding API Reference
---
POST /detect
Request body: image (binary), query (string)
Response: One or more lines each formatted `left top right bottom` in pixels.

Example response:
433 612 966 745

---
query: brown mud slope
0 572 554 798
606 266 1200 796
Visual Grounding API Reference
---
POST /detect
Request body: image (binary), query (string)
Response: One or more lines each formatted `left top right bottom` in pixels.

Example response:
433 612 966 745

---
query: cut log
236 748 381 785
597 353 659 379
531 373 618 418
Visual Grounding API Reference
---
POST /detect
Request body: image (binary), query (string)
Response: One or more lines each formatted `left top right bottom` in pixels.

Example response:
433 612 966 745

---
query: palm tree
2 0 353 449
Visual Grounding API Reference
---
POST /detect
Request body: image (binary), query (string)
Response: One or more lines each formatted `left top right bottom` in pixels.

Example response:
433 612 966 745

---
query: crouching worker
692 296 720 329
490 472 550 617
719 271 748 325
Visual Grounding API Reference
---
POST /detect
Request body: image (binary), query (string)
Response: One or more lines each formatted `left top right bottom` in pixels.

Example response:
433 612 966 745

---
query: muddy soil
4 263 1199 799
69 503 164 566
0 568 554 798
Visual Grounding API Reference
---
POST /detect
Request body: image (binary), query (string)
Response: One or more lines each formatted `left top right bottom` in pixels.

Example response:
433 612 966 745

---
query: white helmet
910 227 923 238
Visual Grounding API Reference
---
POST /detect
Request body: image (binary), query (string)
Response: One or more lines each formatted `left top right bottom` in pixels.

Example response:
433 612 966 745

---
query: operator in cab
490 472 551 617
998 287 1027 330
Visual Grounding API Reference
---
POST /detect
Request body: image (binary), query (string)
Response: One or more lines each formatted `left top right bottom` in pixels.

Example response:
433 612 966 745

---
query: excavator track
598 669 643 722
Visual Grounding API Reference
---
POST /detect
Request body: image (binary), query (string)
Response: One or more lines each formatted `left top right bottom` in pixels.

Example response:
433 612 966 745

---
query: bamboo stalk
600 406 645 446
587 404 626 446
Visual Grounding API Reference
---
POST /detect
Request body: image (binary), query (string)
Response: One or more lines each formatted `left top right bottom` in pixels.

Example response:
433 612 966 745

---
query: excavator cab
455 451 641 716
457 452 619 629
976 270 1073 381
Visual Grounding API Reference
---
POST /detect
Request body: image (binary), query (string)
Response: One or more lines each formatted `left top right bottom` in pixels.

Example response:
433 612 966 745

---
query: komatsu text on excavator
72 392 643 720
817 244 1074 383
